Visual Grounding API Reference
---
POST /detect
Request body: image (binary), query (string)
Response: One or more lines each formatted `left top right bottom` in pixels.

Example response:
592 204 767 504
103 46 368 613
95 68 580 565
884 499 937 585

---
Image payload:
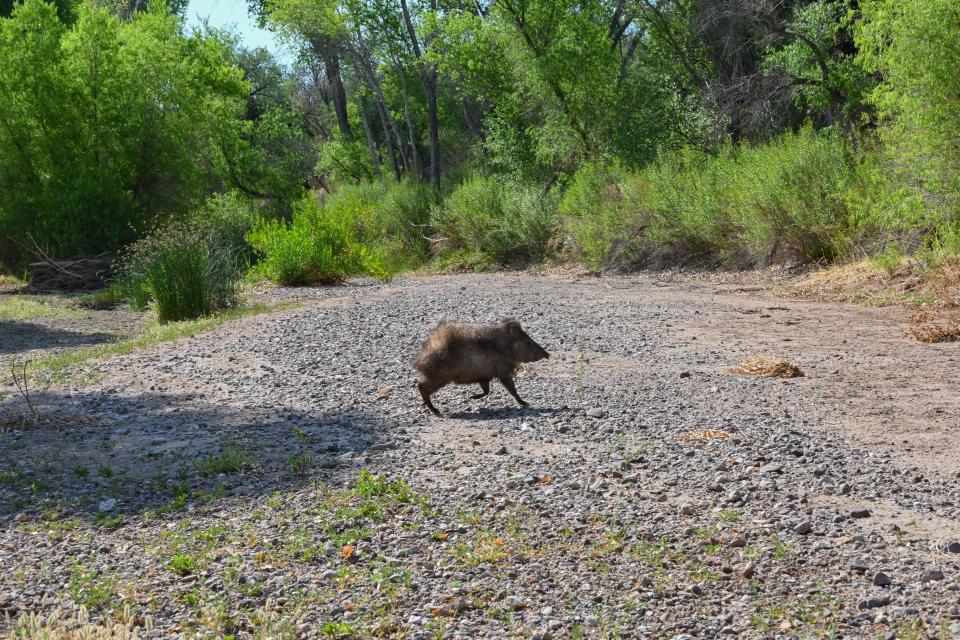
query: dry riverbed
1 271 959 639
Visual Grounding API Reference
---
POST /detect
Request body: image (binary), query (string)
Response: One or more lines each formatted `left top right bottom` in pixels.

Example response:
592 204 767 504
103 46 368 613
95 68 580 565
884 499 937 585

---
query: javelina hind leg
470 379 491 400
499 377 528 406
417 380 443 416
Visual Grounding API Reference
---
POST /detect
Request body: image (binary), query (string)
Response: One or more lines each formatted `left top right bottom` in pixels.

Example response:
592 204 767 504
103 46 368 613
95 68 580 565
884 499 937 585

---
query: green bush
193 191 263 264
324 180 435 267
559 161 639 268
247 192 398 286
432 174 559 266
559 127 856 268
118 209 248 322
855 0 960 232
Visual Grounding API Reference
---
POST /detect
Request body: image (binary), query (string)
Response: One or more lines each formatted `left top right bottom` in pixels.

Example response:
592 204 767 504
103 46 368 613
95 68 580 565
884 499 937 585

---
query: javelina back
412 319 549 416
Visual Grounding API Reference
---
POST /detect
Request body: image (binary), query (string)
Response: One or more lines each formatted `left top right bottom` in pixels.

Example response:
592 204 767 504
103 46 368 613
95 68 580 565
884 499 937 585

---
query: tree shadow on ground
0 321 119 355
0 389 396 523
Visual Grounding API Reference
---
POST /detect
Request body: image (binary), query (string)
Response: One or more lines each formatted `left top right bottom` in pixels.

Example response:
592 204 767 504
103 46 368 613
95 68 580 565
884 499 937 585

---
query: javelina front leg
417 380 443 416
470 379 491 400
498 376 528 406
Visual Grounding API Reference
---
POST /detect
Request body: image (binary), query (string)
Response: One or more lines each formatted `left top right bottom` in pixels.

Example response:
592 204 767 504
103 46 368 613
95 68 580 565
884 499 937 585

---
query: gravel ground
1 272 959 639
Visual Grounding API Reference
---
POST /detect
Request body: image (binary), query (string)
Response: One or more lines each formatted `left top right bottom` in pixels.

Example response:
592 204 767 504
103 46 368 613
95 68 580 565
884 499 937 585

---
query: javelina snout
510 323 550 363
412 318 549 416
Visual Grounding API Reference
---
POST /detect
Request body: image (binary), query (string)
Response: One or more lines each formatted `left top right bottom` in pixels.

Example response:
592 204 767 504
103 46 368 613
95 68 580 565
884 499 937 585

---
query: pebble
859 596 891 609
920 567 944 582
873 571 892 587
793 521 812 535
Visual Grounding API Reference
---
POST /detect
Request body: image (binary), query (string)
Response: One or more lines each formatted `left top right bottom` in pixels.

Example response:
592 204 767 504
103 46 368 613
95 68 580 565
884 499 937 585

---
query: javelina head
503 319 549 363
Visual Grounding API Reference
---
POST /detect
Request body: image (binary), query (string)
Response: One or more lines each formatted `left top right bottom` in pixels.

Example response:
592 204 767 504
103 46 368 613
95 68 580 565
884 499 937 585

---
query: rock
850 507 872 519
946 541 960 554
920 567 944 582
584 615 599 628
495 446 508 455
503 596 525 611
872 571 892 587
98 498 118 512
728 536 747 548
586 407 606 418
679 503 695 516
858 596 891 609
679 371 691 378
849 558 868 574
759 463 783 474
793 521 812 535
740 562 756 579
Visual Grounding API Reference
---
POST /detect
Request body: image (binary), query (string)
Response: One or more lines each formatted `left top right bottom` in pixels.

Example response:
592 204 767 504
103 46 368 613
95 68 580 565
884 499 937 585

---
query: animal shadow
446 405 568 421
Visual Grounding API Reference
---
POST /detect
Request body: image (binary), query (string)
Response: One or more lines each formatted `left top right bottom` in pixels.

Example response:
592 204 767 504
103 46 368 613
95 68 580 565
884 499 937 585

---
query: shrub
559 161 641 268
118 213 247 322
726 127 854 262
432 174 559 266
324 180 435 267
558 127 856 268
871 244 903 276
247 194 390 286
193 191 262 264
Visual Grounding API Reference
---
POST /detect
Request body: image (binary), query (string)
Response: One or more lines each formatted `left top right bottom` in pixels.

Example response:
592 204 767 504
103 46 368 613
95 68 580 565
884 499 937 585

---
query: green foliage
317 135 377 184
432 174 559 266
559 162 639 269
0 0 250 267
763 1 874 124
247 199 380 286
248 180 431 285
118 214 247 323
871 244 902 276
168 554 198 576
854 0 960 247
560 127 856 267
193 443 252 476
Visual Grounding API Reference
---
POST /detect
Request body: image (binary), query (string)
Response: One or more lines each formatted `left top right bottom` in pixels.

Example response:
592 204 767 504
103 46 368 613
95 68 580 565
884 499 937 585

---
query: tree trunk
356 32 408 176
323 50 352 137
398 68 423 179
399 0 441 190
359 97 382 179
424 74 440 190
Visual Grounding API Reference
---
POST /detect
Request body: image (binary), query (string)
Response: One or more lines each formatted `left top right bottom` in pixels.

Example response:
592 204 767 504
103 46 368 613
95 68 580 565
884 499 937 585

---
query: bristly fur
412 318 549 416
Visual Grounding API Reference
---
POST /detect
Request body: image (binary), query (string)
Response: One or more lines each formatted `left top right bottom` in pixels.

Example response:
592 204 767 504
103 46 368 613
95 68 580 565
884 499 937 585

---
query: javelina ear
503 319 522 336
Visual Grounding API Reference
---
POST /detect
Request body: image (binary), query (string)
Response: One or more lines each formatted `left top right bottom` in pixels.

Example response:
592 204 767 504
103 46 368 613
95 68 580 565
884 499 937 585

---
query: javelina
412 319 549 416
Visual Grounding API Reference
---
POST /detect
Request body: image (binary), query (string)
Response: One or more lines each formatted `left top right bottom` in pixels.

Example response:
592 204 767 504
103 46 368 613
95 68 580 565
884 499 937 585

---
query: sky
184 0 294 65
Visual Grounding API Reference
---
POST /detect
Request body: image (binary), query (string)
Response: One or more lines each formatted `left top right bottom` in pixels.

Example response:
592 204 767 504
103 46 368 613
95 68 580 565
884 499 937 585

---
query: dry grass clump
730 357 805 379
3 606 152 640
904 310 960 343
675 429 732 443
792 259 960 307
